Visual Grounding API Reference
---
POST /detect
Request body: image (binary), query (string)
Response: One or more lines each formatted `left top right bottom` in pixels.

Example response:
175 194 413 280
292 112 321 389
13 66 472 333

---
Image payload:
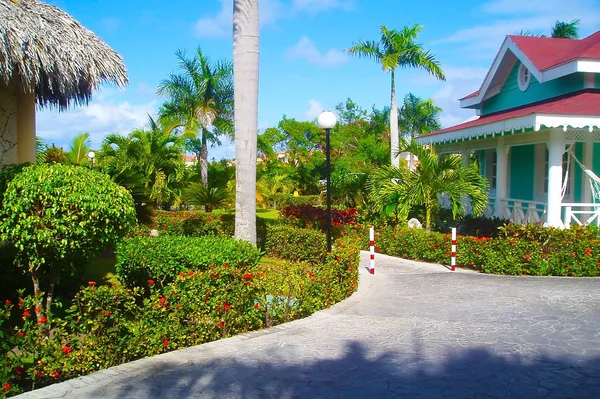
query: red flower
88 281 96 286
308 271 314 277
375 247 380 251
17 331 24 337
510 239 515 244
431 245 436 249
162 224 167 229
22 310 31 318
210 273 217 279
243 273 254 279
3 383 10 391
218 320 224 327
178 272 186 277
35 305 42 313
62 346 72 354
39 316 47 324
569 253 575 258
297 241 301 245
51 371 60 378
525 254 531 260
4 299 10 306
15 366 23 375
104 311 111 317
176 304 182 309
148 279 155 285
585 248 592 256
224 303 231 311
224 263 229 269
254 303 259 309
159 297 167 304
207 216 212 221
188 270 195 276
163 339 169 347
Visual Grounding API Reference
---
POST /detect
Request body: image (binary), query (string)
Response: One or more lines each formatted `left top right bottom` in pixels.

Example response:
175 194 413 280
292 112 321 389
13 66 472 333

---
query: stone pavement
16 253 600 399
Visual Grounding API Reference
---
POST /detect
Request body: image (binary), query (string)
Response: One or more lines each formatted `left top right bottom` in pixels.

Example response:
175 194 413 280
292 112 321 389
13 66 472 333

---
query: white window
518 63 531 91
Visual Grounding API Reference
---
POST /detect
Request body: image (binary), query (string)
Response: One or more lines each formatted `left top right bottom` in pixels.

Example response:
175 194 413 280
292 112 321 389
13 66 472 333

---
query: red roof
509 31 600 71
429 91 600 136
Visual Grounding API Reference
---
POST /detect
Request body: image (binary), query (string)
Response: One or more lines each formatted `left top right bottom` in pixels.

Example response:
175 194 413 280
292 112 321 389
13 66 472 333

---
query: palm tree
256 174 292 209
370 140 489 233
99 117 186 207
551 19 580 39
347 25 445 168
66 132 91 166
187 184 230 212
233 0 260 245
398 93 442 169
157 47 234 189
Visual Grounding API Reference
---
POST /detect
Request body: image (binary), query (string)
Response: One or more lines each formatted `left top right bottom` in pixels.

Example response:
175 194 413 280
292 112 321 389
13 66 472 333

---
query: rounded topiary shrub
0 164 137 318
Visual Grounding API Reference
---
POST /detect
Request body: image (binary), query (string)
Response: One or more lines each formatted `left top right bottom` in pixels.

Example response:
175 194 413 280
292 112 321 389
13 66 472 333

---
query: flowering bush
279 205 359 231
373 224 600 277
265 225 327 264
115 235 262 287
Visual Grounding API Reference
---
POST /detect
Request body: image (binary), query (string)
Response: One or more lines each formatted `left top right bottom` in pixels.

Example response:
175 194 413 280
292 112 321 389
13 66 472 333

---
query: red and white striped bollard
369 227 375 274
451 227 457 271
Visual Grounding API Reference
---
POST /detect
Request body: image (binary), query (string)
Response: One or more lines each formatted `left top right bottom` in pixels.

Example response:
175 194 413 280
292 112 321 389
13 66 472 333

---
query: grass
256 208 279 220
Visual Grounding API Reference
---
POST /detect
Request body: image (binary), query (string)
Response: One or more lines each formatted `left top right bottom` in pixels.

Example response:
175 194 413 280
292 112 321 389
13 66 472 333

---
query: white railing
500 198 547 225
562 203 600 227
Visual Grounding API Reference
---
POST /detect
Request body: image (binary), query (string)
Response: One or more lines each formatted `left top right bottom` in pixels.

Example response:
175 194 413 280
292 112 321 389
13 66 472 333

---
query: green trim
481 63 585 116
509 145 535 201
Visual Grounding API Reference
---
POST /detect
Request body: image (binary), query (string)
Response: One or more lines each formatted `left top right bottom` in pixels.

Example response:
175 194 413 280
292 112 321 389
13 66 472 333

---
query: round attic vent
518 62 531 91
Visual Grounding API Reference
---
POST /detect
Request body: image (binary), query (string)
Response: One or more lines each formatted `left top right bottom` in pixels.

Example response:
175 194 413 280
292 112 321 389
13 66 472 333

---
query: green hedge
374 225 600 277
115 236 262 287
264 225 327 264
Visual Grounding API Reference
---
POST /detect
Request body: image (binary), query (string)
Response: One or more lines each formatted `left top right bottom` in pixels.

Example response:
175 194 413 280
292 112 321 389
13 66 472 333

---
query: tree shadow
80 340 600 399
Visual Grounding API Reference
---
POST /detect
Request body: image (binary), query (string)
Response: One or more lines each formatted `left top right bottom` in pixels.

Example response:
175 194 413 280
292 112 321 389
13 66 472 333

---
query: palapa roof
0 0 128 109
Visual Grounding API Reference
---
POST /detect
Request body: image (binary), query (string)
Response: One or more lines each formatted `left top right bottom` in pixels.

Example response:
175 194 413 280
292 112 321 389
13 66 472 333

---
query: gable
481 62 586 115
460 32 600 110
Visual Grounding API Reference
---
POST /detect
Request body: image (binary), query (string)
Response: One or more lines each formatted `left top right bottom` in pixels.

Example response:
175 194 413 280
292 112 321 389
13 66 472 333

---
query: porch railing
499 198 547 225
562 203 600 227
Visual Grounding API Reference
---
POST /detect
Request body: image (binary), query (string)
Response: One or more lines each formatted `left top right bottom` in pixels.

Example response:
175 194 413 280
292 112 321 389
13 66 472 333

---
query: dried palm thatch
0 0 128 109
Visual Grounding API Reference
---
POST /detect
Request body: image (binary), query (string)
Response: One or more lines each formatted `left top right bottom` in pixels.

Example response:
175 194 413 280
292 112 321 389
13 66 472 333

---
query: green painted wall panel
594 143 600 178
574 143 583 203
482 63 585 115
510 145 535 201
478 150 486 177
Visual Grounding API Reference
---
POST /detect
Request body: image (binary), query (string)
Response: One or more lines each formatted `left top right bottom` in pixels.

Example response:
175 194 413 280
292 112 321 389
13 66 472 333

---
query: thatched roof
0 0 128 109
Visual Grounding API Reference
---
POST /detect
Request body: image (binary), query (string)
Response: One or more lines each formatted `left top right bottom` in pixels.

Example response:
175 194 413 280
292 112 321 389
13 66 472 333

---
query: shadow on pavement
83 340 600 399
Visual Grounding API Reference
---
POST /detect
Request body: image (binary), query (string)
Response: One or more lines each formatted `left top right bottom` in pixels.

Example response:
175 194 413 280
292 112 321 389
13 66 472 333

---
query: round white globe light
318 111 337 129
87 151 96 159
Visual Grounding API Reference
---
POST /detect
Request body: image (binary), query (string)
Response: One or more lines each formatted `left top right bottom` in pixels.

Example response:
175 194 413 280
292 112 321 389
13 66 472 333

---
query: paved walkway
17 253 600 398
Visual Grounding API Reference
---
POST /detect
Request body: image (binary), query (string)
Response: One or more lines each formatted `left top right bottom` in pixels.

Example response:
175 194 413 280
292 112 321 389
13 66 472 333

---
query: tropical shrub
115 235 262 288
373 224 600 277
0 164 137 322
279 205 359 230
265 225 327 264
273 194 322 208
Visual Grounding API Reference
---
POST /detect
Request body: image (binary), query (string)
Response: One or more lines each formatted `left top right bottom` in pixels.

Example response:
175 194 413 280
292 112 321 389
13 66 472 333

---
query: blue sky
37 0 600 160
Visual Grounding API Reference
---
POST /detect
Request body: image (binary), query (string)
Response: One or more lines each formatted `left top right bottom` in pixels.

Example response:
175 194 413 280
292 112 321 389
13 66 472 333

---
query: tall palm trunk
390 70 399 168
200 129 208 189
233 0 259 245
408 131 415 170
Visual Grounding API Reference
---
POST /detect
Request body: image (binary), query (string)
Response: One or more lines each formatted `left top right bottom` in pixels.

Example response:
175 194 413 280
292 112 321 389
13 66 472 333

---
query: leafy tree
158 47 233 189
0 164 136 324
335 98 368 125
370 140 489 233
233 0 260 245
256 174 293 209
398 93 442 168
99 117 186 207
347 25 445 168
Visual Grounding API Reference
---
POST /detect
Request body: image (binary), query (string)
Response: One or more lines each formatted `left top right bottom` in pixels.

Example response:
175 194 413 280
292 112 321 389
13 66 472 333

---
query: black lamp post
318 111 337 253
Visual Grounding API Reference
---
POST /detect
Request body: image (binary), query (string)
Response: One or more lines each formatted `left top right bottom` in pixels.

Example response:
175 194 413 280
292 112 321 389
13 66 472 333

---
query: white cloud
194 0 351 38
292 0 354 13
303 100 323 120
37 100 158 149
286 37 348 67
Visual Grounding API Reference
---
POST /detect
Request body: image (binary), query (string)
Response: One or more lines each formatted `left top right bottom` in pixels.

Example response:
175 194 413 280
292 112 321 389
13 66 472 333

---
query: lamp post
87 151 95 168
318 111 337 253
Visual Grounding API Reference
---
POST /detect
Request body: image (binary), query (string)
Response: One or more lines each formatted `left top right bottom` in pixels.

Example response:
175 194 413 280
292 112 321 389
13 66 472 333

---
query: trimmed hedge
264 224 327 264
115 236 262 287
374 225 600 277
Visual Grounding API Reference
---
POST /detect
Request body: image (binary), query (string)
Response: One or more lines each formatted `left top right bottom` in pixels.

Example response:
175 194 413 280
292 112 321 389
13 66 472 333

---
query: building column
583 142 594 205
547 129 565 227
17 91 36 164
460 147 470 168
494 137 508 218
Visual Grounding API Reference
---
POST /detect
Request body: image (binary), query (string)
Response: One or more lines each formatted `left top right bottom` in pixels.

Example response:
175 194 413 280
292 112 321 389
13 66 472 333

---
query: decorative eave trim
416 114 600 146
